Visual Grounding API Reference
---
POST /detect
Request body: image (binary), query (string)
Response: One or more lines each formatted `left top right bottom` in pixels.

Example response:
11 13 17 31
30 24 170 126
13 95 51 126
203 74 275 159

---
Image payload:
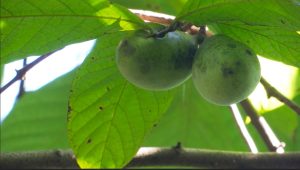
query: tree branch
0 150 78 169
229 104 258 153
240 99 284 152
1 148 300 169
260 77 300 116
129 147 300 169
0 50 57 94
16 58 27 99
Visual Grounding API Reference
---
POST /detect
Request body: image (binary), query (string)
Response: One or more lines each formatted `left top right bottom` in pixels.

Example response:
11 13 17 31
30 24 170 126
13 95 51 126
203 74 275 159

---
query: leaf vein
100 81 128 167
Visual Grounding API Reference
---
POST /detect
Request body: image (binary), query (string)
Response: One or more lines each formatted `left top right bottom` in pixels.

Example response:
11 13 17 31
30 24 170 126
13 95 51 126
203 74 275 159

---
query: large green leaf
111 0 187 15
143 79 249 151
177 0 300 67
0 0 145 64
0 70 75 152
68 32 175 168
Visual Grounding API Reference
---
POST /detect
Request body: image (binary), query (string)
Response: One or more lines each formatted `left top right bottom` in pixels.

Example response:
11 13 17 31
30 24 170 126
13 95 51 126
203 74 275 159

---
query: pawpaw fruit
192 35 261 105
116 28 197 90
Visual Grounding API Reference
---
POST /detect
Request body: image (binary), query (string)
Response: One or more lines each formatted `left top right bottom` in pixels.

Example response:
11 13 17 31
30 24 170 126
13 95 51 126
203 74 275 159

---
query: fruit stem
147 21 181 38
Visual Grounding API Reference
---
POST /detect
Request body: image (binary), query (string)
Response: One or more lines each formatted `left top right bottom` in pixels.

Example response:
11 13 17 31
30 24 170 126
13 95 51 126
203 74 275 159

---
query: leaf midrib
0 15 142 25
99 81 128 168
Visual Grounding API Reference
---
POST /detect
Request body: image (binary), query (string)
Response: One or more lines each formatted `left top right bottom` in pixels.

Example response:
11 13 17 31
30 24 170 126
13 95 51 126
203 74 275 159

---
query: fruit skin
116 29 197 90
192 35 261 105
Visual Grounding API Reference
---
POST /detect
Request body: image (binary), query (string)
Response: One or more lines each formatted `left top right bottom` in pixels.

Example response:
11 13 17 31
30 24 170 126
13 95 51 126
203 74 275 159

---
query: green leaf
67 32 175 168
144 79 249 151
111 0 188 15
0 0 145 64
0 71 75 152
177 0 300 67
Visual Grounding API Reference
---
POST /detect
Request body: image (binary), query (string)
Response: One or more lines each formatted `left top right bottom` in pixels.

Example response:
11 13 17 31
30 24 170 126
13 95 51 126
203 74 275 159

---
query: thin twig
131 11 174 25
229 104 258 153
16 58 27 99
151 21 181 38
0 50 57 94
1 148 300 169
131 9 207 36
240 99 283 152
260 77 300 116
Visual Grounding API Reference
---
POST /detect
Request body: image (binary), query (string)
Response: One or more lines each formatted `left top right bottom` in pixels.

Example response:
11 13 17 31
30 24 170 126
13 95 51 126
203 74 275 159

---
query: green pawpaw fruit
192 35 261 105
116 28 197 90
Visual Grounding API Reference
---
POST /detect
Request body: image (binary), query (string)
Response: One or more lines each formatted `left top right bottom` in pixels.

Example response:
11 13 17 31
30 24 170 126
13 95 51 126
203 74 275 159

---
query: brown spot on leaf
68 105 72 113
280 19 285 24
87 139 92 144
67 103 72 122
99 106 103 111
